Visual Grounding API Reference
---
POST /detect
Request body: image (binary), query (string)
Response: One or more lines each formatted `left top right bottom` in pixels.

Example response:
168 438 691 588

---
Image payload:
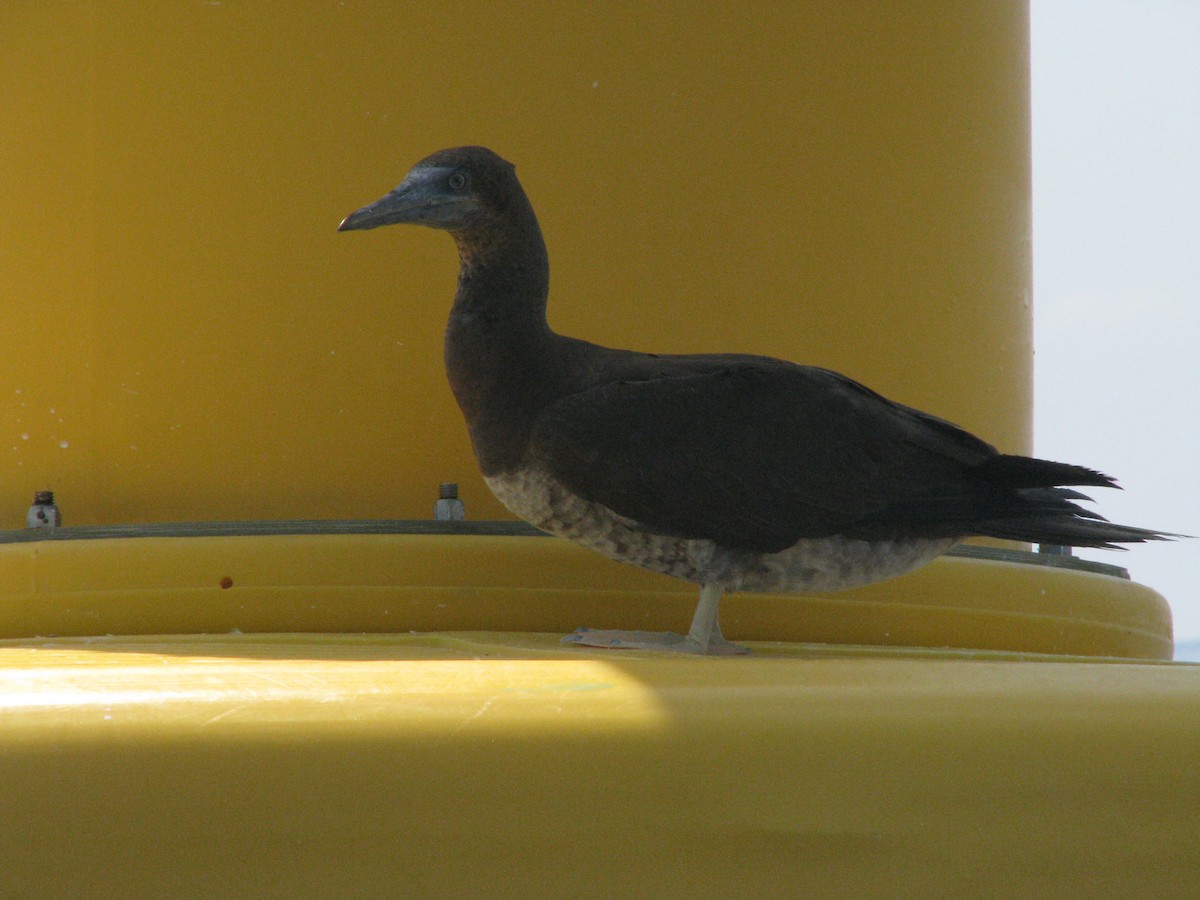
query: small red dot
219 576 234 589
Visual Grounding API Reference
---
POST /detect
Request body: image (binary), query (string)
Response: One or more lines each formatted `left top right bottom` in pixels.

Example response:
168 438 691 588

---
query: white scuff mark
456 695 499 732
201 705 252 728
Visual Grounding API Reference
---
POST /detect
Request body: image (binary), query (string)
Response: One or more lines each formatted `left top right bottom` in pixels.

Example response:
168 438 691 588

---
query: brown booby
339 146 1176 655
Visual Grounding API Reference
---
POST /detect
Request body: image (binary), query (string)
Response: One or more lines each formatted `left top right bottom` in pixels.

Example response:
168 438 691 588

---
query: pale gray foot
561 583 749 656
561 628 748 655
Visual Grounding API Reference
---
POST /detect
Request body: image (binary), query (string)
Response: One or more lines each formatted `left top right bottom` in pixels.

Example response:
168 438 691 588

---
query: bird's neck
442 203 561 474
448 190 550 331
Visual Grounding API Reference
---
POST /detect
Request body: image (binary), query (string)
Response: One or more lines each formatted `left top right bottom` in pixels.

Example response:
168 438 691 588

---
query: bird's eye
448 172 467 191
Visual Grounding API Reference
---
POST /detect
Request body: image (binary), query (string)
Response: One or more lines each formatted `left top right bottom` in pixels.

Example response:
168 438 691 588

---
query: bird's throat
443 227 557 477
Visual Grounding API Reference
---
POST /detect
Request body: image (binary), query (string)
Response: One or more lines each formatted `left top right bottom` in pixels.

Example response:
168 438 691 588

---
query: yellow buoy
0 4 1193 896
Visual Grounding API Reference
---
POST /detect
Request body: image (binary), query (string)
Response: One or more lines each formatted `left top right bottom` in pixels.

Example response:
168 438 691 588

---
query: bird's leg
685 582 727 651
562 581 749 656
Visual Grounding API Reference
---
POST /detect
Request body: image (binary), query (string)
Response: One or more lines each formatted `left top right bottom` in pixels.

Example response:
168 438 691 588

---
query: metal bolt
434 482 465 521
27 490 61 528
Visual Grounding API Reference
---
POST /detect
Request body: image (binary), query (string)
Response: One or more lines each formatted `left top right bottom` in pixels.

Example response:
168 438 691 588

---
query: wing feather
529 360 997 553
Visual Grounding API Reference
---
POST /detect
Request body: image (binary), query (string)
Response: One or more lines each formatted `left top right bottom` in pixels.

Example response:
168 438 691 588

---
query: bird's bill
338 166 463 231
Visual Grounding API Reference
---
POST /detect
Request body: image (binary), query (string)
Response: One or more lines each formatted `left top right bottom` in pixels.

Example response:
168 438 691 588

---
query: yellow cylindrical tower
1 2 1032 525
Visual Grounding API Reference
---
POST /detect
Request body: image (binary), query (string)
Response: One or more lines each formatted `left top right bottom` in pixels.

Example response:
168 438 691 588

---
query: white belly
485 468 956 593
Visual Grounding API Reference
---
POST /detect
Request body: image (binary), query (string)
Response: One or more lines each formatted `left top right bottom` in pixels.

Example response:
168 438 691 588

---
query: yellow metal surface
0 531 1173 660
0 1 1031 525
2 633 1198 898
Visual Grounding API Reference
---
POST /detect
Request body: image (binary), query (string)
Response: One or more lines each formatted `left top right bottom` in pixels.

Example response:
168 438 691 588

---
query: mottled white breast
485 467 956 593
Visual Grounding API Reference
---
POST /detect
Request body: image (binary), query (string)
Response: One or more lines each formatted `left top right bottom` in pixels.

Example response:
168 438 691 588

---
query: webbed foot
562 628 749 656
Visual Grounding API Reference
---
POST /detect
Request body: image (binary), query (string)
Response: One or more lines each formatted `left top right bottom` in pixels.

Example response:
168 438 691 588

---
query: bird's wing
529 360 999 553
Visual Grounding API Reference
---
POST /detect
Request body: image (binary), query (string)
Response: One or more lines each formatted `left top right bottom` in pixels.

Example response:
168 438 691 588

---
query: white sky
1031 0 1200 641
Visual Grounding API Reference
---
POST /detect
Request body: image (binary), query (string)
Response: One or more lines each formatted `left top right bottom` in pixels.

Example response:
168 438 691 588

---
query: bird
339 146 1178 655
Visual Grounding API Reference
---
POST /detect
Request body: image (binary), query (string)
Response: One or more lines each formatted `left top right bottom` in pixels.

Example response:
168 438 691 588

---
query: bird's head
338 146 517 234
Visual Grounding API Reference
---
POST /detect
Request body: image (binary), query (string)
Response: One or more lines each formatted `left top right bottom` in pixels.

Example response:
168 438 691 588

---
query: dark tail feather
856 455 1188 547
971 457 1186 548
975 502 1181 549
979 454 1118 491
